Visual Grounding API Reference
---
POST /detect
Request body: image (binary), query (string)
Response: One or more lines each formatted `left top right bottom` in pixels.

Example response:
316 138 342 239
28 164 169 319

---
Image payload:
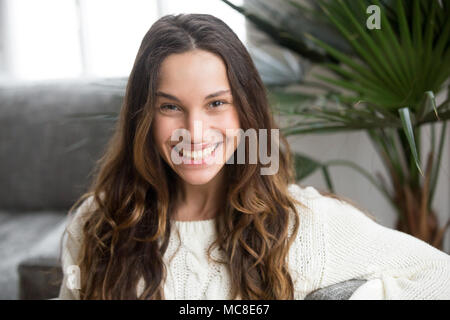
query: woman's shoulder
287 183 341 221
287 183 376 222
287 184 411 257
65 194 97 243
285 183 382 246
287 183 322 199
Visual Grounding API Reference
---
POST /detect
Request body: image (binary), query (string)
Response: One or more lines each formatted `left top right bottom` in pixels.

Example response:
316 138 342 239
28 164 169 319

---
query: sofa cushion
0 78 125 211
304 279 368 300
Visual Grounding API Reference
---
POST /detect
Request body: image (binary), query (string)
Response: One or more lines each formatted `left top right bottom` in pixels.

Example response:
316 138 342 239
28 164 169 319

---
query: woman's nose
185 113 209 143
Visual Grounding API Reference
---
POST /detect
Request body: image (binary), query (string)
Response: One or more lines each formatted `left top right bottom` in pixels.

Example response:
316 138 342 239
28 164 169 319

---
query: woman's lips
172 141 222 152
172 142 223 161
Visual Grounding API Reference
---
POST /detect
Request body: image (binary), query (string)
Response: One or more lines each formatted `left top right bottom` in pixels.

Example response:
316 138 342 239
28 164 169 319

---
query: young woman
58 13 450 300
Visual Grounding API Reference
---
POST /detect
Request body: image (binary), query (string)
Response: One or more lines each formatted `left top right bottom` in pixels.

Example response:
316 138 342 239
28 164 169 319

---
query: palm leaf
428 121 447 206
293 152 322 180
398 107 423 176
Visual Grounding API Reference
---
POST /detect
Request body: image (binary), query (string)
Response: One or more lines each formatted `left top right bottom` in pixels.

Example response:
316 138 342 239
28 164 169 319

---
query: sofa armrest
304 279 368 300
18 256 63 300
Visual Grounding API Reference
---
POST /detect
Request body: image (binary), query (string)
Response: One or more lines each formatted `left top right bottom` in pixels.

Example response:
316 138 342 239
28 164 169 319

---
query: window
1 0 246 80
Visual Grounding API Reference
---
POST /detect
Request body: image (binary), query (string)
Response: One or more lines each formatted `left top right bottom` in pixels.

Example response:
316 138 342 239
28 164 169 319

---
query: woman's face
152 49 241 185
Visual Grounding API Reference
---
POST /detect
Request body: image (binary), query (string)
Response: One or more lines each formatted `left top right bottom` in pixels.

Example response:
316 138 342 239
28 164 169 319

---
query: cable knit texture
58 184 450 300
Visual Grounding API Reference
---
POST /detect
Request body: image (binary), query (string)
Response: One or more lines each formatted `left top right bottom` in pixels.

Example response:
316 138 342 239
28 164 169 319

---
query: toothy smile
173 142 222 160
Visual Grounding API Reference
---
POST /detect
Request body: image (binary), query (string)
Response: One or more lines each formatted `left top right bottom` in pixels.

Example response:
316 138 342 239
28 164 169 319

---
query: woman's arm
58 196 94 300
313 192 450 299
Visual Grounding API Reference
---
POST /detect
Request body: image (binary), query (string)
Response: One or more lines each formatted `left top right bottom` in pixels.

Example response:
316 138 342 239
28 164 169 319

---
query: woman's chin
175 165 224 185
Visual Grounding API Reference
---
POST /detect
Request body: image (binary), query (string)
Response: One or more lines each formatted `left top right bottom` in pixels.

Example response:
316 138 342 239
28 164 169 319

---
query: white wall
0 0 245 80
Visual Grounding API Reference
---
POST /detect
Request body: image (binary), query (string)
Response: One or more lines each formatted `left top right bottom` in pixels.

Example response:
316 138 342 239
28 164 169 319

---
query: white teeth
175 143 220 160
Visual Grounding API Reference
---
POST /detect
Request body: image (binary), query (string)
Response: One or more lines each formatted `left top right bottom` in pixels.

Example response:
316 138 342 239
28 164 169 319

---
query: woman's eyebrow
155 89 231 102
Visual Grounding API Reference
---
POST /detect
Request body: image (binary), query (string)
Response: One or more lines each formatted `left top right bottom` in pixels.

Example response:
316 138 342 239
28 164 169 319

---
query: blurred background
0 0 448 300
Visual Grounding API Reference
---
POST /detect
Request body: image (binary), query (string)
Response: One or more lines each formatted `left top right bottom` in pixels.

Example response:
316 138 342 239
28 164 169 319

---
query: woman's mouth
172 142 223 163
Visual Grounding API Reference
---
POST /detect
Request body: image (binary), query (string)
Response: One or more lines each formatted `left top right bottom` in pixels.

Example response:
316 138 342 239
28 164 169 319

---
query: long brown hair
60 13 310 300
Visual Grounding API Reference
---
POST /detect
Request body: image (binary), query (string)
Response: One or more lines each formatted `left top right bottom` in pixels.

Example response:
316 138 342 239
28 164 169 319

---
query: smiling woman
57 13 450 301
58 13 301 300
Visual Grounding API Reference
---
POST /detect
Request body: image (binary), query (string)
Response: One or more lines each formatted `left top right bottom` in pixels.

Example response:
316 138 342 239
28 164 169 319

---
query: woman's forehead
158 50 229 86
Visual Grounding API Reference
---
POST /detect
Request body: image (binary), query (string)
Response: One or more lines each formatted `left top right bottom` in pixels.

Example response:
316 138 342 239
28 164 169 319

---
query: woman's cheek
222 109 241 144
152 116 171 155
218 107 240 130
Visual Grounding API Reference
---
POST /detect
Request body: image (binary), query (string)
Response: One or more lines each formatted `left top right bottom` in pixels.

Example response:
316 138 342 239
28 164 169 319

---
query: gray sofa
0 78 122 299
0 78 366 300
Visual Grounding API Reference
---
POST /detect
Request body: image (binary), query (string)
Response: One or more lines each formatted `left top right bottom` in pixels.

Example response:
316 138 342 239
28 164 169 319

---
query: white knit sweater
58 184 450 300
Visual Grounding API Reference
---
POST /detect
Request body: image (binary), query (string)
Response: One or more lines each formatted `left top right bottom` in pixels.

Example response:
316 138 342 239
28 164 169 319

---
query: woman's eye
209 100 227 109
159 101 227 113
159 104 180 112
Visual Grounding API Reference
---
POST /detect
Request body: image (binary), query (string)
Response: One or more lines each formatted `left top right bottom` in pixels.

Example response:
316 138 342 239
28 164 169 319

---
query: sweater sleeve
57 196 94 300
313 192 450 299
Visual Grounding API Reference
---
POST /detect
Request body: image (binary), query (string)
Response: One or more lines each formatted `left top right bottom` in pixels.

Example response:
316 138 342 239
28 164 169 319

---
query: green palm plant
224 0 450 249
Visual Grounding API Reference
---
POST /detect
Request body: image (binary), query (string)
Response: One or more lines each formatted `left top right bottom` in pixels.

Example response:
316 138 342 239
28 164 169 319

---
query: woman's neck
172 169 226 221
